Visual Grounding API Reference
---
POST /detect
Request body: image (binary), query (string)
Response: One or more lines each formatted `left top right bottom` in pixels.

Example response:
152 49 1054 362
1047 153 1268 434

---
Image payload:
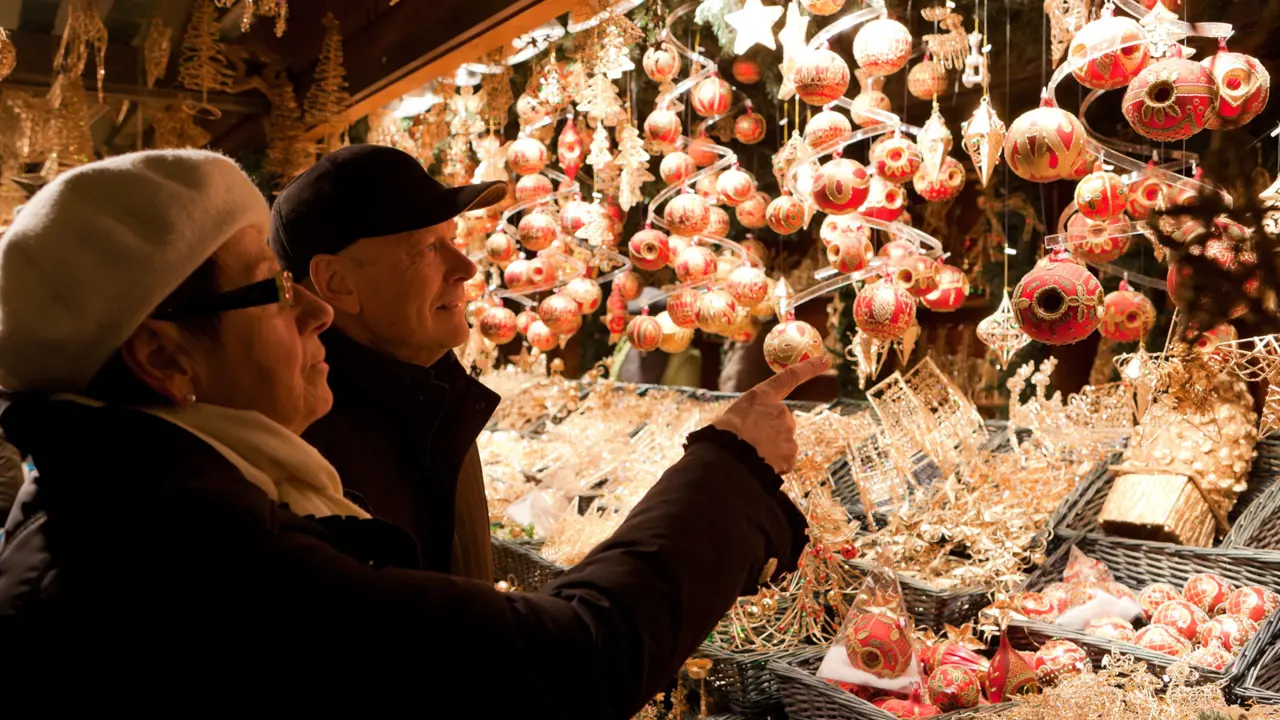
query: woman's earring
183 392 197 406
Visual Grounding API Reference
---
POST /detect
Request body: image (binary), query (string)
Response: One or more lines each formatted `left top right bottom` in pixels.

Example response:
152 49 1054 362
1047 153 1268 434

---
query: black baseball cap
269 144 508 281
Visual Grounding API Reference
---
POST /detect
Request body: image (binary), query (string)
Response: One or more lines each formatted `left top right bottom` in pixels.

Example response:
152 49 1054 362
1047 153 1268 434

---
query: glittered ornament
660 152 696 186
628 228 670 271
515 174 554 203
515 308 540 336
706 206 731 238
908 56 948 100
1033 640 1090 687
1101 281 1156 342
1152 599 1210 641
795 48 851 106
843 611 915 679
1084 616 1138 643
527 319 559 351
675 244 719 284
1010 591 1061 622
854 280 916 341
463 270 487 302
717 167 757 207
627 312 663 351
878 239 918 264
727 265 769 307
538 293 583 335
805 109 853 151
872 134 923 184
504 259 532 290
1126 171 1167 220
1198 614 1258 653
696 172 722 206
763 319 824 373
921 264 969 311
666 234 692 264
1069 8 1150 91
1223 586 1280 623
561 198 596 236
1202 42 1270 129
509 136 550 176
766 193 808 234
1122 57 1219 142
1011 254 1104 344
1187 645 1234 671
613 269 643 301
735 110 767 145
697 289 740 334
1068 213 1131 264
644 109 682 147
856 175 905 222
563 277 602 314
1005 97 1087 182
692 76 732 118
688 136 719 167
877 687 940 719
664 193 711 236
741 237 771 267
1135 624 1192 656
828 234 870 274
736 191 770 229
812 157 871 215
732 56 762 84
642 43 681 83
854 18 912 77
656 311 695 353
1075 164 1129 221
850 69 892 127
1184 573 1234 614
479 306 518 344
927 665 982 712
518 212 560 252
486 232 519 265
912 156 965 203
666 286 702 330
961 96 1006 188
987 632 1039 702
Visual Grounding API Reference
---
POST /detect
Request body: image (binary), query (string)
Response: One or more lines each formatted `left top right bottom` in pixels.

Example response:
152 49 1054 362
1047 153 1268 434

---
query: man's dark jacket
303 330 497 579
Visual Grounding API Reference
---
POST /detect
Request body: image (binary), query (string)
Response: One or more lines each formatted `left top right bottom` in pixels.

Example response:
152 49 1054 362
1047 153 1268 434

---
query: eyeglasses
152 270 296 321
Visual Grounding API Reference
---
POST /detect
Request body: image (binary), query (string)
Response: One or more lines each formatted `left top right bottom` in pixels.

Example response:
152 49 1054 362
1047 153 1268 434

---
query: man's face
340 219 477 362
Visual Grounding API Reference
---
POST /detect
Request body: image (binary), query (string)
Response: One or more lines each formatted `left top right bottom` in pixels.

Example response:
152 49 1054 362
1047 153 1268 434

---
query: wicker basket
692 645 828 718
491 536 565 590
1062 437 1280 547
772 655 1012 720
1007 531 1280 686
1235 641 1280 705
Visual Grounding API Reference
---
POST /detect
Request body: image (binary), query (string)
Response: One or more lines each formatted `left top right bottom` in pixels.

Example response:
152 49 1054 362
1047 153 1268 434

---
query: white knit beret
0 150 270 392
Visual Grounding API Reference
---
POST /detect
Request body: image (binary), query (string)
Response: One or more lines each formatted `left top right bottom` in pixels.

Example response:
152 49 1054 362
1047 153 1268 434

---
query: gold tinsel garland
303 13 351 152
178 0 236 118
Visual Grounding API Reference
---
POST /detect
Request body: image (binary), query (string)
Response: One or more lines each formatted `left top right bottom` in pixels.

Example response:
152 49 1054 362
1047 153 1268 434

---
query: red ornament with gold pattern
613 269 642 302
1122 56 1219 142
763 318 825 373
627 311 663 352
515 308 539 337
667 286 701 329
853 18 912 76
821 215 871 248
628 227 670 271
921 264 969 311
902 254 939 297
697 289 740 334
851 70 893 127
795 47 851 106
727 265 769 308
1202 39 1270 129
812 157 871 215
696 172 722 206
828 235 869 274
560 198 594 235
666 234 692 264
843 611 915 678
515 173 553 203
657 311 695 353
1069 6 1150 91
1084 616 1137 644
735 109 767 145
859 175 906 222
717 167 757 207
736 191 770 230
1184 573 1234 614
1198 614 1259 653
1066 144 1100 181
664 192 711 236
732 56 762 84
675 245 719 285
766 193 808 234
691 75 732 118
872 134 924 184
486 231 519 266
706 207 731 239
727 315 761 343
1068 213 1131 264
1188 645 1234 672
875 239 914 264
1011 251 1104 344
518 212 559 252
1010 591 1060 622
801 0 846 15
644 109 682 147
1152 599 1209 640
1004 95 1087 182
908 55 948 100
806 109 853 151
526 319 558 351
987 632 1039 702
503 259 532 290
1075 163 1129 221
509 136 550 176
912 156 965 203
1135 625 1192 657
557 120 585 179
660 152 697 186
642 43 681 82
688 136 719 167
854 279 917 341
876 688 940 719
1033 640 1090 687
1100 280 1156 342
1126 169 1167 220
927 665 982 712
563 277 602 314
1042 583 1076 615
741 237 770 267
479 306 518 345
1224 586 1280 624
537 293 582 336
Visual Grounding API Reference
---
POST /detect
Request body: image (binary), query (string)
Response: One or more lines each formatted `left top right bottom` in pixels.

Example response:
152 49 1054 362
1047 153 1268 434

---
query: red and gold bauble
859 175 907 221
696 171 722 206
821 214 872 248
518 212 560 252
921 264 969 311
1033 640 1090 687
1202 43 1270 129
795 48 851 106
812 157 872 215
854 280 917 341
1065 212 1130 264
1187 646 1234 672
851 74 893 127
613 269 643 302
908 57 948 100
628 228 671 271
563 277 602 314
515 308 540 336
717 167 757 207
1184 573 1234 614
732 56 763 84
727 265 769 308
902 254 939 297
478 306 518 344
665 192 711 236
697 289 740 334
853 18 913 77
844 612 915 679
560 198 595 235
877 688 940 719
741 237 771 267
927 665 982 712
644 109 682 146
642 43 681 83
1005 99 1087 182
828 234 870 274
627 312 663 351
688 136 720 167
1135 625 1192 657
1224 586 1280 624
1075 164 1129 221
1010 591 1060 622
486 231 519 265
656 311 695 353
1122 58 1219 142
668 287 701 329
736 191 770 230
1069 9 1150 91
735 110 767 145
517 92 551 127
1198 614 1259 653
466 297 497 325
801 0 846 15
557 120 585 179
666 234 692 264
763 319 825 373
660 152 697 186
515 173 553 203
1126 172 1167 220
527 319 558 351
1152 599 1209 641
766 194 808 234
504 258 532 290
1193 322 1238 353
691 75 732 118
988 632 1039 702
537 293 582 336
1042 583 1076 615
877 238 917 264
1011 255 1104 344
675 244 719 284
1084 617 1137 644
604 309 628 338
872 135 924 184
706 206 731 239
509 136 550 176
912 156 965 203
1101 281 1156 342
806 109 854 151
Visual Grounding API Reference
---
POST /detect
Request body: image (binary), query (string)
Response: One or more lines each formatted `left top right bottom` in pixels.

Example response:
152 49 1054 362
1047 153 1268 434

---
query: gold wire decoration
920 5 969 70
214 0 288 36
903 357 990 469
143 12 172 89
479 57 514 130
42 78 96 178
260 64 313 190
846 421 915 530
178 0 235 119
0 28 16 82
303 12 351 152
1206 333 1280 383
845 329 891 389
1044 0 1087 66
150 101 212 149
961 96 1005 189
1006 357 1134 463
51 0 109 107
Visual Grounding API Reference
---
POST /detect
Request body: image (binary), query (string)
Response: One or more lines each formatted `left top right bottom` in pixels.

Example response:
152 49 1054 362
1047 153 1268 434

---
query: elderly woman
0 150 821 710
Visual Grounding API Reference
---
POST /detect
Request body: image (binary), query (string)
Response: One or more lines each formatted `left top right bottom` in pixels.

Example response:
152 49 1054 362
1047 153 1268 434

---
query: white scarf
55 394 369 519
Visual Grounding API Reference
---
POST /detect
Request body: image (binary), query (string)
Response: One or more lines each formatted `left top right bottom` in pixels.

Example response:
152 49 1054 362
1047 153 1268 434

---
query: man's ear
119 321 204 404
309 254 361 315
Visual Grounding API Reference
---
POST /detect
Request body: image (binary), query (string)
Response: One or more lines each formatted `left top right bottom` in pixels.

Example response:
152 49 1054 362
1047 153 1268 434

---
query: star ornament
776 1 810 99
727 0 785 55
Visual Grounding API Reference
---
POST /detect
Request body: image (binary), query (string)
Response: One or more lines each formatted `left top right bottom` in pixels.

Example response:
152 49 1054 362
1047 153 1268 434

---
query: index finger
753 354 831 402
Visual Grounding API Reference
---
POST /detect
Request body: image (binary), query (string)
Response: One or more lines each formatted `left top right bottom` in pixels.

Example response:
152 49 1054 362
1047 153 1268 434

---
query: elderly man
269 144 507 580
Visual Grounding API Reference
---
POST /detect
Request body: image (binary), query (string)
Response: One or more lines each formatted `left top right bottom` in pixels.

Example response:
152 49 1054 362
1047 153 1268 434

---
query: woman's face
190 225 335 433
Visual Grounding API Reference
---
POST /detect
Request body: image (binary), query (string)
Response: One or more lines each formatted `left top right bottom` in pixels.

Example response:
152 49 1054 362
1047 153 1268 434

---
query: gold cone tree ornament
178 0 235 118
917 100 952 182
961 95 1005 188
976 289 1030 370
303 13 351 152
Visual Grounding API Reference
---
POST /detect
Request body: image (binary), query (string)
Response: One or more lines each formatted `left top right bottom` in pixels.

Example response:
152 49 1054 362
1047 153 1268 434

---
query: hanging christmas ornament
515 308 540 337
627 311 663 351
962 30 987 88
526 319 559 351
850 69 892 127
644 109 682 147
486 231 519 265
917 104 953 182
727 314 762 342
763 318 825 372
1066 144 1100 181
735 109 768 144
706 206 732 238
668 286 701 328
667 234 693 264
908 55 948 100
1069 6 1151 91
479 306 518 344
613 269 643 301
563 277 602 314
1034 640 1091 687
656 311 695 353
961 96 1006 188
727 265 769 308
725 0 784 54
922 264 969 311
811 157 871 215
660 152 697 186
515 174 554 203
1202 39 1270 129
664 192 711 236
675 244 719 284
688 136 720 167
642 43 681 82
977 290 1031 369
1004 95 1088 182
805 109 853 151
691 75 733 118
1122 55 1219 141
732 56 763 84
697 289 740 334
737 191 771 229
871 133 923 184
927 665 983 712
557 119 585 180
802 0 846 15
1126 167 1167 219
504 259 533 290
1075 162 1129 221
509 136 550 175
518 211 559 251
538 293 583 335
1100 280 1155 342
913 156 965 203
1011 251 1105 344
828 234 870 273
821 215 871 247
628 227 671 271
853 17 913 76
717 166 757 207
560 197 594 235
463 270 488 302
901 254 939 297
858 175 907 222
767 193 809 234
795 47 851 106
854 279 916 341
